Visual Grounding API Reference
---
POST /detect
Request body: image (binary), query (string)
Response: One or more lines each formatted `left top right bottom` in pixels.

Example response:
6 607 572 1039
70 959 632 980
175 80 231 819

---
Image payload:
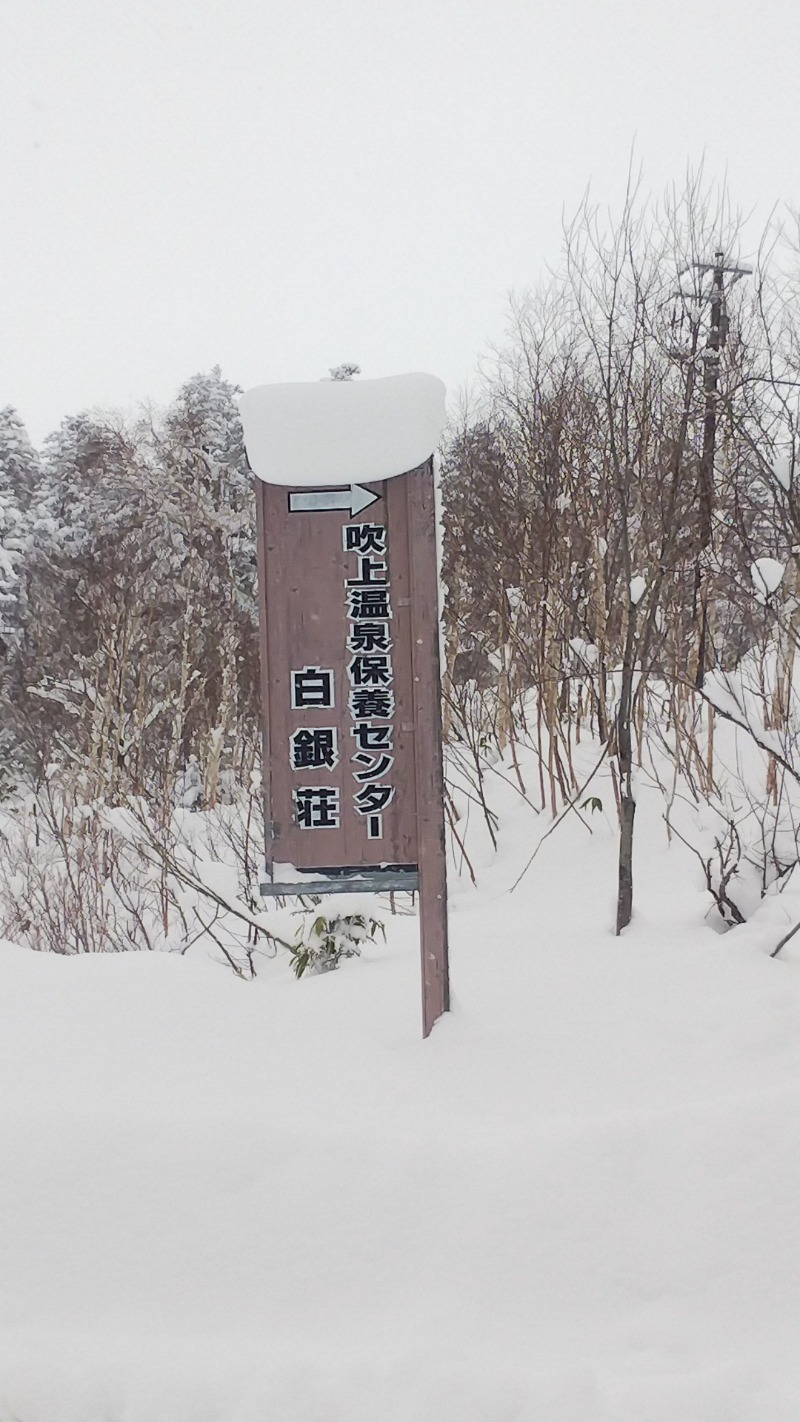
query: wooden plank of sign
404 459 450 1037
256 481 275 875
258 477 419 872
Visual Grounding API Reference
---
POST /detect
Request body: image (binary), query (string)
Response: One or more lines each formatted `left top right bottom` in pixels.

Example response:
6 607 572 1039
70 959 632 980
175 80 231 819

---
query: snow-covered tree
6 375 260 804
0 406 40 510
0 489 23 656
0 409 41 791
0 409 40 648
145 369 259 801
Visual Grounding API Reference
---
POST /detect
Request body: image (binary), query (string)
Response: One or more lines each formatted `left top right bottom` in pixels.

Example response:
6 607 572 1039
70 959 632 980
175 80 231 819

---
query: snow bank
2 743 800 1420
239 373 447 486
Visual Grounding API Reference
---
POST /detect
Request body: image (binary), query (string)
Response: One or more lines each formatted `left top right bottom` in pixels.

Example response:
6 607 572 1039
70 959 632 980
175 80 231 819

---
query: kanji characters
295 786 340 829
286 518 399 846
291 666 334 709
349 687 395 720
343 523 387 555
290 727 338 770
346 555 388 586
347 587 392 621
343 529 396 841
347 621 392 654
348 654 392 687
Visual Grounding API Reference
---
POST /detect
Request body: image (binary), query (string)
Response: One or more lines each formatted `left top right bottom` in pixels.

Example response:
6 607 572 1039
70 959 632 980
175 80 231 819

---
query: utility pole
677 250 752 686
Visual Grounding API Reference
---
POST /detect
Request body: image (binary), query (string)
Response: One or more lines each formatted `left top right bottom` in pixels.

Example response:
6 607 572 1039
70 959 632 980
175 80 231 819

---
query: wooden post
407 460 450 1036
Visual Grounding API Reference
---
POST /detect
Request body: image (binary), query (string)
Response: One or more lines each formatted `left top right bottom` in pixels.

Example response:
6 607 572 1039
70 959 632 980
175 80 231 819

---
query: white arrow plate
288 485 381 516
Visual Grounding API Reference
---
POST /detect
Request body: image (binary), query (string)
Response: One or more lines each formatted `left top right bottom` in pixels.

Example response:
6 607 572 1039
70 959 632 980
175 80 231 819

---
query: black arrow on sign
288 484 381 516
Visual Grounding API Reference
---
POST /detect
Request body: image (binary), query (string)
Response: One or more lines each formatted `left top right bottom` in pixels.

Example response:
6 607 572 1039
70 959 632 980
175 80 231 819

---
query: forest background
3 176 800 964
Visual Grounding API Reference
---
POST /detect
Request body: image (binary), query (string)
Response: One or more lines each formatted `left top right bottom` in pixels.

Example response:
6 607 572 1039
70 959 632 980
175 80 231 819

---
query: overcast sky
2 0 798 445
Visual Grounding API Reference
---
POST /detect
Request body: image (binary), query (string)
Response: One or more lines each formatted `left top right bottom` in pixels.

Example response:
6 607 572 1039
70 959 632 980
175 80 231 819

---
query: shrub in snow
290 911 385 978
672 649 800 929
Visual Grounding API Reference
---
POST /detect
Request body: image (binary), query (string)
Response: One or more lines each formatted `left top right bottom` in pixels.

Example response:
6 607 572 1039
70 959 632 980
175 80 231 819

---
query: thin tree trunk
616 608 638 934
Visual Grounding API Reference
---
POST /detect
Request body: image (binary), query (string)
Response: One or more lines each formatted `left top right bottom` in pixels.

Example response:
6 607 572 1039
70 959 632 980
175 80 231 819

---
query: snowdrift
2 749 800 1420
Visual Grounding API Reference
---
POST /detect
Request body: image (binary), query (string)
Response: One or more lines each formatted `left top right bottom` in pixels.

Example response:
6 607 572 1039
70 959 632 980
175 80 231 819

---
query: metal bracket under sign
260 868 420 897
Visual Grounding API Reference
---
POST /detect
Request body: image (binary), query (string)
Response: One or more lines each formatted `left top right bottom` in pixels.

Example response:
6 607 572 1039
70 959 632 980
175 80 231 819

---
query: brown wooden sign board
255 458 449 1037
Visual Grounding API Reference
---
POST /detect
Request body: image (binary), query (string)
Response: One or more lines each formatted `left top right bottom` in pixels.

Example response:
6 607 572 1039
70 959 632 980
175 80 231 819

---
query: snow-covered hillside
2 750 800 1421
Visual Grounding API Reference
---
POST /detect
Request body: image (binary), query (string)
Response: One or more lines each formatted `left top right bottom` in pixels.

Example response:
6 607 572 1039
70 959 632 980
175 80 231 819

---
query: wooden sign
243 377 449 1037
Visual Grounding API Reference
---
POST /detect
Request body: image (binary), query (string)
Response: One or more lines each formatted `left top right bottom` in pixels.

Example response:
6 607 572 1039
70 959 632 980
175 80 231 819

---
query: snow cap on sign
239 373 446 487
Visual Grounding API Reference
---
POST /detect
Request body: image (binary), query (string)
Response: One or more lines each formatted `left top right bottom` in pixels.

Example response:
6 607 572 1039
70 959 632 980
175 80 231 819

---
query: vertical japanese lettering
344 521 395 842
295 786 340 829
291 666 335 709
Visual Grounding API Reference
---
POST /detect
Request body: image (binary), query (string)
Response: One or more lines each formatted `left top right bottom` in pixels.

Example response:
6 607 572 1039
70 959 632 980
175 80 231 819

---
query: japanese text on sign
287 522 396 841
345 523 395 840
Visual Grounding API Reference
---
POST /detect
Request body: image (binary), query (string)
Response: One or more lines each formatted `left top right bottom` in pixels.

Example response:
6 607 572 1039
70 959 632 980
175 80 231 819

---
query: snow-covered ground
2 746 800 1421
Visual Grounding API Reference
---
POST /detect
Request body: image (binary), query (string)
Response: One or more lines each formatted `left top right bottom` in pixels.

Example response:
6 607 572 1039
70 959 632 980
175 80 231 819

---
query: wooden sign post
242 377 449 1037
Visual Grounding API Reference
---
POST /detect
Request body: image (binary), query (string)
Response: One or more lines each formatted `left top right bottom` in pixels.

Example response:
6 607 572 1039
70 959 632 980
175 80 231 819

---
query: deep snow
2 746 800 1420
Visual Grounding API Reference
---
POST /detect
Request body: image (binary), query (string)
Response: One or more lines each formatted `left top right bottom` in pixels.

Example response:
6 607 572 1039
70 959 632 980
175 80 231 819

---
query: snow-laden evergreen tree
14 413 168 792
146 368 259 802
7 376 260 804
41 412 141 557
0 488 24 657
0 409 41 791
155 367 256 614
0 407 41 651
0 406 40 510
0 481 24 793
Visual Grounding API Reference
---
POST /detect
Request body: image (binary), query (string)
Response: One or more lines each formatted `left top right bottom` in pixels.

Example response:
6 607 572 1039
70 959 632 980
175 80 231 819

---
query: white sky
1 0 798 445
